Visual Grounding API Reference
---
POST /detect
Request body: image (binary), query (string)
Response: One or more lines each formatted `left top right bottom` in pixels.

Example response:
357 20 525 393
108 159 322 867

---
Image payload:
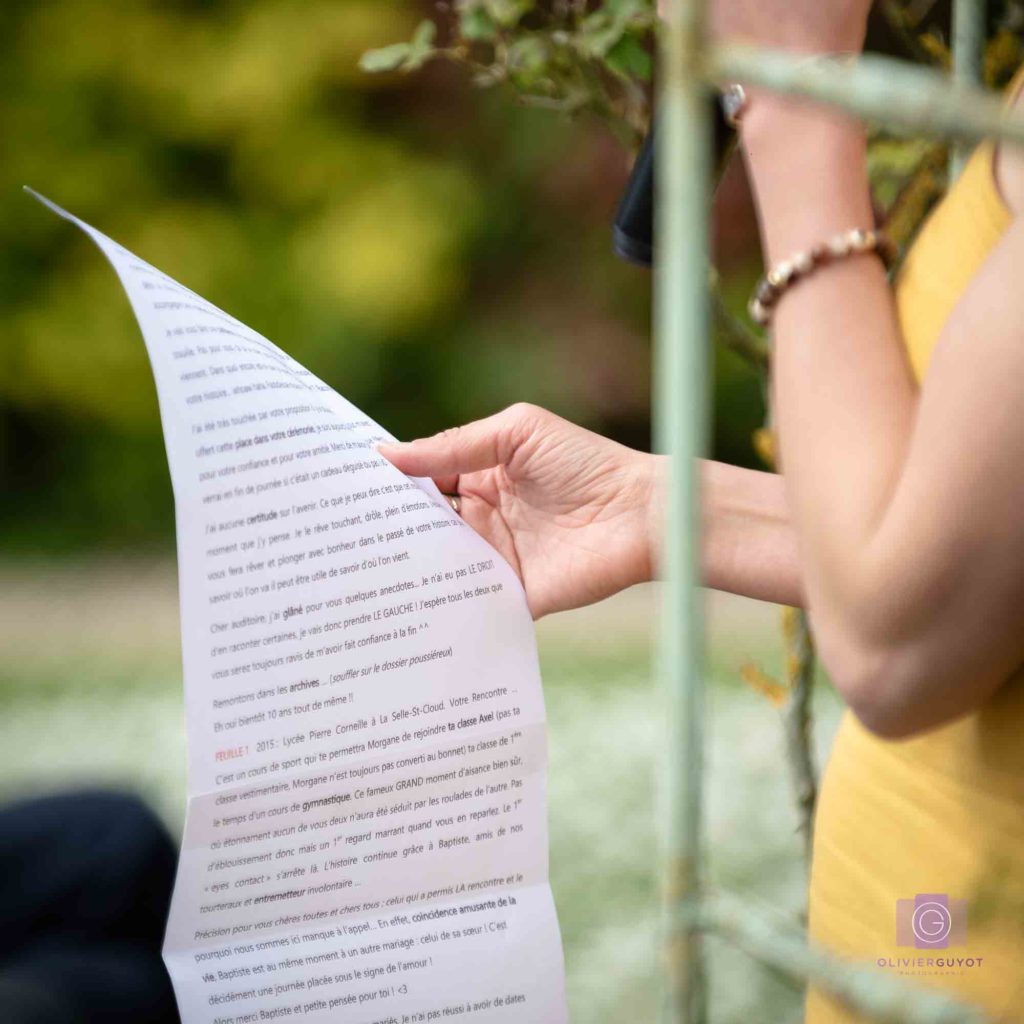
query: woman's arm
692 459 803 607
384 3 1024 741
736 54 1024 735
379 410 803 616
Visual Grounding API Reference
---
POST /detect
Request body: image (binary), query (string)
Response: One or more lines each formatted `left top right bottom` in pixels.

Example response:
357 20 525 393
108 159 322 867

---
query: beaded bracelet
748 227 897 329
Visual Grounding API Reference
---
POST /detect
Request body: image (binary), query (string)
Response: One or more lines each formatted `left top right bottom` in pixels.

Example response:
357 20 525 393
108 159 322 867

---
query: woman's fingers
377 403 543 478
431 475 460 497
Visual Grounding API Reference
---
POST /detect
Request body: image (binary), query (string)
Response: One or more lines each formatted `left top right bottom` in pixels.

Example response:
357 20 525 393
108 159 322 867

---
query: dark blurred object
0 791 179 1024
612 99 737 267
612 124 657 266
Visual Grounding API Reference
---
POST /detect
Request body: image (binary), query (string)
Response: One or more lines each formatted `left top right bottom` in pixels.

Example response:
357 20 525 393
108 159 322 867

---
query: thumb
377 403 542 478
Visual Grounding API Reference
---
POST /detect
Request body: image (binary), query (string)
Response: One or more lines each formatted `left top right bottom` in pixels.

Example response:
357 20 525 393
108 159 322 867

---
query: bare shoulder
994 75 1024 216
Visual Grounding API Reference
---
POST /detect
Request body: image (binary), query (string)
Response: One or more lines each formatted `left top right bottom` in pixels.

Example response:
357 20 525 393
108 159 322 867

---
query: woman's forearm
702 459 805 607
739 96 990 737
741 100 917 618
649 456 804 607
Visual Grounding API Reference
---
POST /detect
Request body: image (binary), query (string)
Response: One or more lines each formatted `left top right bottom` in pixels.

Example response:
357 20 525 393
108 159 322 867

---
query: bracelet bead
748 227 896 329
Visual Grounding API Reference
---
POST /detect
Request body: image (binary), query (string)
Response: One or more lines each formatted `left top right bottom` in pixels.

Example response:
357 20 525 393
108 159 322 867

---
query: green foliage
359 20 437 73
362 0 658 145
870 2 1023 244
1 0 665 553
3 1 487 423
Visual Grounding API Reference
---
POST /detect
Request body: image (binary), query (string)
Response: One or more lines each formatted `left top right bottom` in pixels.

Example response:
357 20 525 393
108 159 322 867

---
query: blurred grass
0 562 841 1023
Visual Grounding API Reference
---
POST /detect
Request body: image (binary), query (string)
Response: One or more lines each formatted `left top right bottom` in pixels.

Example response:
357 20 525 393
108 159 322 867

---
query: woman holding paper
381 1 1024 1019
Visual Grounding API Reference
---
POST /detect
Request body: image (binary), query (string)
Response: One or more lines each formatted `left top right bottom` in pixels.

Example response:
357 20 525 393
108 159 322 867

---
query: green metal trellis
654 1 1010 1022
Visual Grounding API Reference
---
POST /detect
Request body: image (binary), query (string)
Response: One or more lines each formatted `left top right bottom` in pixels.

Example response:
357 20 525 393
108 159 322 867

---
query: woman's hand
378 404 658 619
379 404 806 618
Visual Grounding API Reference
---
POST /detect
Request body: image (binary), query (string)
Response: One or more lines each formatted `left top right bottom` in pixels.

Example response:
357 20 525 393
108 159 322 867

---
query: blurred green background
0 2 825 1022
0 0 766 555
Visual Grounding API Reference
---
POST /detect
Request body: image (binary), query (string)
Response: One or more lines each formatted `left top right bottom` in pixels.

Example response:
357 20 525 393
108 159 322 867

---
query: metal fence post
646 2 1022 1017
655 0 711 1021
952 0 986 177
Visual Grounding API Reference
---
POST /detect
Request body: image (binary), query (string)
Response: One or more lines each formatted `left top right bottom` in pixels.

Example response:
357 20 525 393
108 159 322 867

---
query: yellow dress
805 121 1024 1018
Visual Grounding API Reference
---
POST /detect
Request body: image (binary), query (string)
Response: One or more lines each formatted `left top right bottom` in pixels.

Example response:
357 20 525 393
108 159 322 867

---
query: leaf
578 20 622 58
605 32 652 81
781 606 802 649
404 20 438 71
460 7 498 42
752 427 775 468
359 20 436 74
471 70 503 88
984 28 1023 87
918 31 951 70
578 0 647 58
359 42 412 74
603 0 647 18
508 35 549 83
740 662 789 708
483 0 531 29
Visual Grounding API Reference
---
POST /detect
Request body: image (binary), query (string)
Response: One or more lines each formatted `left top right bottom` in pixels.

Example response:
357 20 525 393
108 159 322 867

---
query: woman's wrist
740 94 872 265
741 89 861 146
638 453 666 584
640 456 776 585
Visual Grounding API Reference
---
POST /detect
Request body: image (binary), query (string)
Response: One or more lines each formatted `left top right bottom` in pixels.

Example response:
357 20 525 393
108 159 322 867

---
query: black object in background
612 99 736 267
0 791 180 1024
